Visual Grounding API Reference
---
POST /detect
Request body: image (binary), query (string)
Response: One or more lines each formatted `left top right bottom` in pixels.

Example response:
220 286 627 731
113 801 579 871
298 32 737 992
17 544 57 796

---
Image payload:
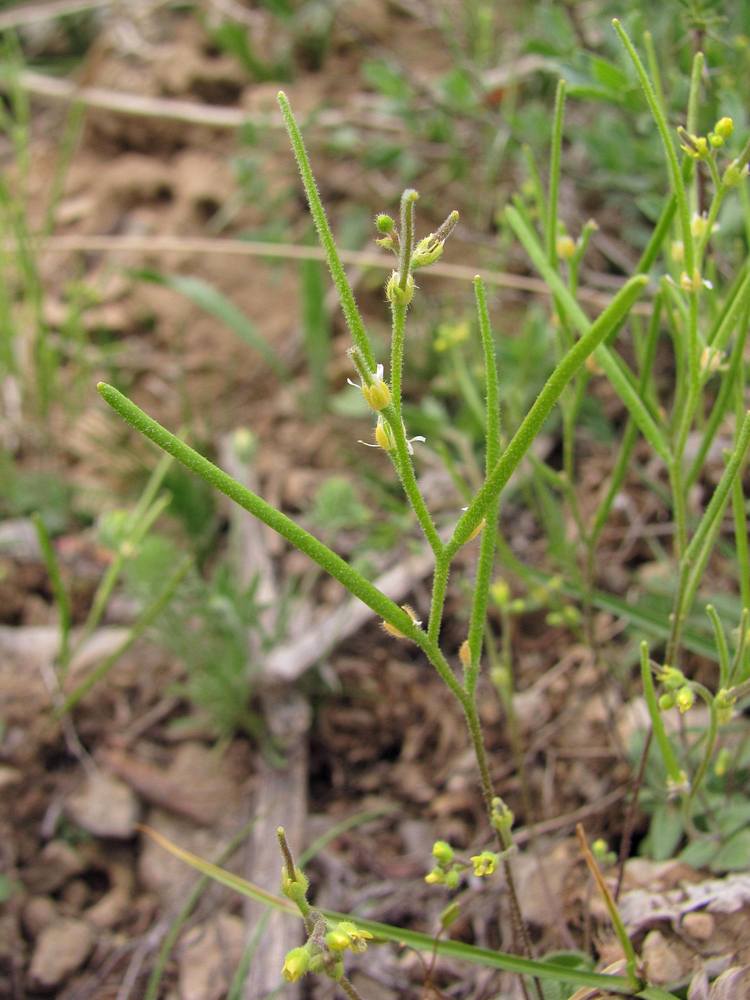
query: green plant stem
640 643 683 785
666 410 750 665
398 188 418 289
587 290 663 580
687 302 749 487
576 825 641 992
448 272 649 553
705 605 730 690
506 205 669 463
98 383 420 644
545 79 566 267
688 683 718 803
612 19 694 276
389 300 407 418
686 51 704 215
382 405 443 558
32 513 72 673
339 977 367 1000
462 699 541 998
427 551 451 645
466 276 501 690
277 92 375 369
74 491 171 656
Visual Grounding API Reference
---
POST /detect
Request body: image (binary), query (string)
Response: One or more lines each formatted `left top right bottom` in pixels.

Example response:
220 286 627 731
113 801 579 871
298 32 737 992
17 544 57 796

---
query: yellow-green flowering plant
96 17 750 996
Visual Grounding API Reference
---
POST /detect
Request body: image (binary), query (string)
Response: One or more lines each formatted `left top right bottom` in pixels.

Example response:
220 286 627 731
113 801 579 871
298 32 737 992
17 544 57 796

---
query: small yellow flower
471 851 499 877
348 364 391 411
282 946 310 982
325 921 374 954
362 415 425 455
556 234 576 260
714 116 734 140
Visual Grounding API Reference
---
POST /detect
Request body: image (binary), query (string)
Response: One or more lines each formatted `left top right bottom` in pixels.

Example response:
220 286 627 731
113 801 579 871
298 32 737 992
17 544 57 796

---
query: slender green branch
277 92 375 369
398 188 419 289
466 277 501 691
612 19 694 276
506 206 670 463
32 513 72 673
667 410 750 663
686 50 704 216
448 273 649 554
98 383 421 642
390 301 407 418
640 643 683 785
546 79 567 267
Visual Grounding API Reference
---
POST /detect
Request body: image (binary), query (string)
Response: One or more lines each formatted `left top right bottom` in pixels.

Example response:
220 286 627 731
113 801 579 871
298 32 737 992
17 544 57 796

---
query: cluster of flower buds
714 687 736 725
490 797 514 838
281 920 374 984
677 116 749 188
424 840 462 888
656 664 695 715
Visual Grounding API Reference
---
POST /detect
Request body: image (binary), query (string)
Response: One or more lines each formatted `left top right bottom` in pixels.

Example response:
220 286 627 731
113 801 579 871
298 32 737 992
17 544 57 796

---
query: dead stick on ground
219 435 307 1000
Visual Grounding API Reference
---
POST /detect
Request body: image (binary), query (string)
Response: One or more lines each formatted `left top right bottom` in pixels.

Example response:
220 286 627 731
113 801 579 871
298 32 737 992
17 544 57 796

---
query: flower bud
282 946 311 982
700 346 722 376
386 271 415 306
714 116 734 140
458 640 471 668
715 688 736 724
374 415 396 451
444 868 460 890
362 377 391 411
490 579 510 607
381 604 422 639
676 686 695 713
432 840 454 864
376 213 395 233
714 747 731 777
658 664 686 690
490 797 514 835
658 692 675 711
723 159 749 187
466 517 486 542
556 234 576 260
281 864 309 902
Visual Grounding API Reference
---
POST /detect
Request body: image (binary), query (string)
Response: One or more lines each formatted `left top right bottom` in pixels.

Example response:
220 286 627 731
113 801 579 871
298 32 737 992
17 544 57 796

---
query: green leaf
711 829 750 871
645 803 684 861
